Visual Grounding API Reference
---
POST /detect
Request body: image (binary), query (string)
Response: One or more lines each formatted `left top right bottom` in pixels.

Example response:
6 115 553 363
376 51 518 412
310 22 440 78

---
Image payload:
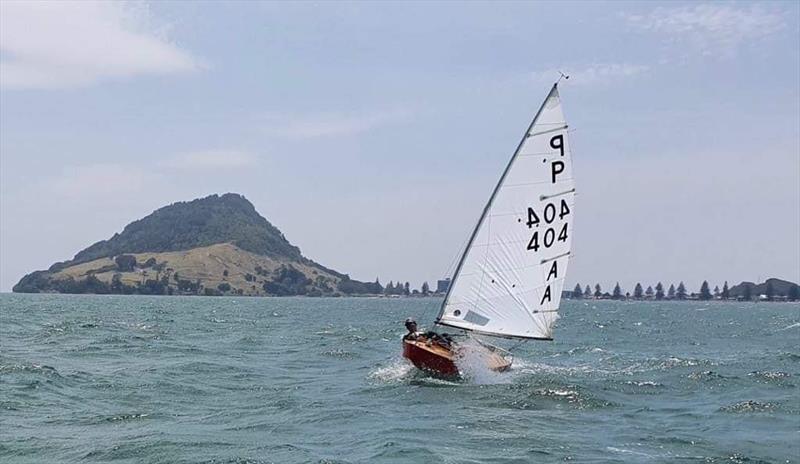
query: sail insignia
437 84 575 340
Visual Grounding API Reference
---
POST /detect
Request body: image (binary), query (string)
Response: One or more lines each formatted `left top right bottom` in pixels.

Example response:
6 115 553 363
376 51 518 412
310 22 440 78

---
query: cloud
261 109 412 139
47 163 155 199
159 150 257 170
42 149 252 199
0 0 202 90
623 4 786 57
531 63 649 87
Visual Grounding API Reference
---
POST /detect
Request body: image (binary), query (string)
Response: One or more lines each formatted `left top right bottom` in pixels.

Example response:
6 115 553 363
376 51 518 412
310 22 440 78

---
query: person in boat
403 318 454 348
403 318 421 340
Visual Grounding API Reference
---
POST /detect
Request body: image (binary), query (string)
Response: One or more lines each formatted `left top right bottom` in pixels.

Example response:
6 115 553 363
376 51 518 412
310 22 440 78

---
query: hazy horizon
2 1 799 293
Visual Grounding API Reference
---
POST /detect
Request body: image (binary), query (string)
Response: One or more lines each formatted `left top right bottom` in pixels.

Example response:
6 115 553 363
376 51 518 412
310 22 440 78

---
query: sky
1 1 798 294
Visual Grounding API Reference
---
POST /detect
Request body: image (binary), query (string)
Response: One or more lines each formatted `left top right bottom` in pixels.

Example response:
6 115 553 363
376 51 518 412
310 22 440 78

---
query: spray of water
453 337 513 385
368 358 414 383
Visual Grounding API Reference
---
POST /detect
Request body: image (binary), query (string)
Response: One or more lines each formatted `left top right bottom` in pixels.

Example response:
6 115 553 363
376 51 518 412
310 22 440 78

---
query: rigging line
540 188 576 201
528 125 568 138
503 178 575 188
443 234 470 282
509 338 529 352
541 251 571 264
471 214 493 314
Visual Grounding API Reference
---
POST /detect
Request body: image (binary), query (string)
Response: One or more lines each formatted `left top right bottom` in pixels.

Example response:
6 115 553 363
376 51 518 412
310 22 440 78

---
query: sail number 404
526 199 570 228
525 200 570 252
526 224 568 252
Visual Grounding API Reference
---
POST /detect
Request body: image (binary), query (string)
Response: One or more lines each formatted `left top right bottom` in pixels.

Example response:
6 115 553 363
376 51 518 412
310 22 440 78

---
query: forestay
436 84 575 340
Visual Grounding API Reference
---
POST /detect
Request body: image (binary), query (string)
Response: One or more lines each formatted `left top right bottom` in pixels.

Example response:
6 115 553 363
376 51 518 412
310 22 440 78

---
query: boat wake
368 359 415 384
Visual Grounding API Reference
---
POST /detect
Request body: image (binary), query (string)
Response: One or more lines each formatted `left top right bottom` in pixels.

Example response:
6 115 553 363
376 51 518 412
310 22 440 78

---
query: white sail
437 84 575 340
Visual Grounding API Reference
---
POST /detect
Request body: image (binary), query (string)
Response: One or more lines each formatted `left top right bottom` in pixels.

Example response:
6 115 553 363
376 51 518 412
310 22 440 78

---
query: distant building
436 278 451 294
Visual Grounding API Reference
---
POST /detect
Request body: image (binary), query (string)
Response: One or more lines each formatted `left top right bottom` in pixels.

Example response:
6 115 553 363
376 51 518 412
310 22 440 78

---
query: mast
436 83 560 329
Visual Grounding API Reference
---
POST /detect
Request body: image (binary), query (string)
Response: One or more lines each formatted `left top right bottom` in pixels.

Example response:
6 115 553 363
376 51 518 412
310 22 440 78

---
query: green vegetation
115 255 137 272
612 282 622 300
336 276 383 295
572 283 583 299
699 281 712 300
566 278 799 302
70 194 304 265
676 282 687 300
655 282 664 300
633 283 643 299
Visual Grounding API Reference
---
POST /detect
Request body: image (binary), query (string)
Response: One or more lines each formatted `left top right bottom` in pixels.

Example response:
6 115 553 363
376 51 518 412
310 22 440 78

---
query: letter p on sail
551 160 565 183
550 134 564 156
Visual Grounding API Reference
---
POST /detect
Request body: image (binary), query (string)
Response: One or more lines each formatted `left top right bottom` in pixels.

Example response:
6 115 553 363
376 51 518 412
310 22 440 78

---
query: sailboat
403 82 575 377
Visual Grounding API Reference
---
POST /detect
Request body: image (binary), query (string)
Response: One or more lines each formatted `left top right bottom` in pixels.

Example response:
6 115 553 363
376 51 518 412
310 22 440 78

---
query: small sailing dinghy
403 82 576 377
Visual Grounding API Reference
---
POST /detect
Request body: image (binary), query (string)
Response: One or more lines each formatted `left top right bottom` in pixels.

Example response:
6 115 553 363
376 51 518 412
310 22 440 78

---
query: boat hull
403 338 460 377
402 337 512 377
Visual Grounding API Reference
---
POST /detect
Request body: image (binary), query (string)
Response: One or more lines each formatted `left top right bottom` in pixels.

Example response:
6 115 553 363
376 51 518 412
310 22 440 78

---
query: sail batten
436 84 575 340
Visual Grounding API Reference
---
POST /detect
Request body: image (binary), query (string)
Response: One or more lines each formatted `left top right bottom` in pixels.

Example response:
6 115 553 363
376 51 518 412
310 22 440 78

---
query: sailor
403 318 421 340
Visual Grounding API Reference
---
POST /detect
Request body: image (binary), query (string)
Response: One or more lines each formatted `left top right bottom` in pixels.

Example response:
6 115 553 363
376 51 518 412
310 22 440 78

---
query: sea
1 294 798 463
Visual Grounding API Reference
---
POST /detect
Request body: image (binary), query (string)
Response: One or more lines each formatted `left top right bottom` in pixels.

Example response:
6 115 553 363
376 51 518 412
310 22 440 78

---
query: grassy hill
13 193 376 297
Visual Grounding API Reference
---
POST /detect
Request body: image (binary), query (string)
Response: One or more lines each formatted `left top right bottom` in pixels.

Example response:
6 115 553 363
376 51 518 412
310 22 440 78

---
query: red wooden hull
402 339 459 377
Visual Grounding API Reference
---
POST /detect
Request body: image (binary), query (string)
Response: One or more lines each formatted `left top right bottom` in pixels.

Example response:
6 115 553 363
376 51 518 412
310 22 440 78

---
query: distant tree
223 269 229 277
667 284 676 299
404 282 410 296
421 281 430 296
676 282 687 300
594 284 602 298
788 284 799 301
633 283 643 299
713 285 720 298
144 257 157 268
115 255 137 272
655 282 665 300
612 282 623 300
573 283 583 299
204 287 222 296
765 281 775 301
385 281 394 295
721 281 730 299
218 282 231 292
742 284 752 301
645 286 654 298
585 285 591 297
174 272 180 282
699 281 712 300
111 273 123 293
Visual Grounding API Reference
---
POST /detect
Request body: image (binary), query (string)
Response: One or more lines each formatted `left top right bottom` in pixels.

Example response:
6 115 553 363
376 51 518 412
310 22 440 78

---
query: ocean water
1 294 798 463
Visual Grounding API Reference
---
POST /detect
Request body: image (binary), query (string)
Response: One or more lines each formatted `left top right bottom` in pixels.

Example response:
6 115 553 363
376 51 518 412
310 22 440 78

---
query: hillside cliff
13 193 374 297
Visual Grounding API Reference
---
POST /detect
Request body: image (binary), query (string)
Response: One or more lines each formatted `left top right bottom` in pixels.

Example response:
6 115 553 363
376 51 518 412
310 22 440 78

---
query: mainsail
436 84 575 340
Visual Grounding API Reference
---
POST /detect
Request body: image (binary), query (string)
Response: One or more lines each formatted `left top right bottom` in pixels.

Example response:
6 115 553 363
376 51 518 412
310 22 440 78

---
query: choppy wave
1 294 798 463
720 400 778 413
